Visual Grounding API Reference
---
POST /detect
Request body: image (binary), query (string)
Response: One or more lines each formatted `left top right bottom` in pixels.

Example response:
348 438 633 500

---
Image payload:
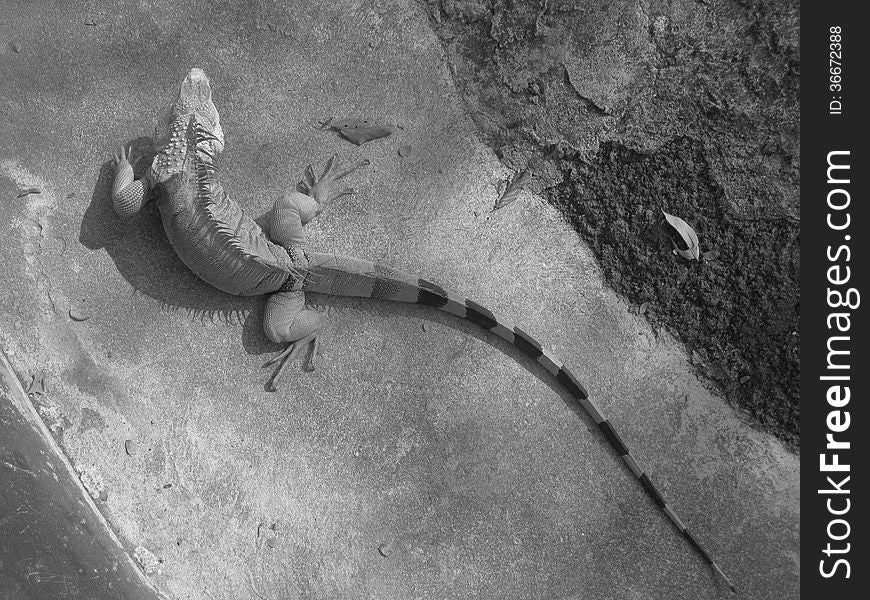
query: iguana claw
296 155 369 204
263 333 322 391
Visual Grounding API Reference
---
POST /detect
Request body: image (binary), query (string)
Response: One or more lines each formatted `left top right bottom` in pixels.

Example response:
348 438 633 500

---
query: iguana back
150 114 299 296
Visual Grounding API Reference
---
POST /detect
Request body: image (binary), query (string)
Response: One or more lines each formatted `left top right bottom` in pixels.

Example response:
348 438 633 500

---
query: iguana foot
111 145 152 218
297 154 370 206
262 332 323 391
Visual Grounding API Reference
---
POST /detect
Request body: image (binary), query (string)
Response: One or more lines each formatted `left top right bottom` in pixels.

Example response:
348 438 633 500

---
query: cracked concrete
2 1 797 599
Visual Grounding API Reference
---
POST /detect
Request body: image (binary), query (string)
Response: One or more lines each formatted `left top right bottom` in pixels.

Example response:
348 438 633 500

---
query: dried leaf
639 302 649 315
662 209 700 260
675 247 697 260
26 371 46 395
494 169 531 210
330 119 392 146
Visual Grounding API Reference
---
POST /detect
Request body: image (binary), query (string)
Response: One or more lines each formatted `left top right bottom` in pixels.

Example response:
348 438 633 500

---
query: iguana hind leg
267 154 369 246
261 290 323 391
260 154 368 390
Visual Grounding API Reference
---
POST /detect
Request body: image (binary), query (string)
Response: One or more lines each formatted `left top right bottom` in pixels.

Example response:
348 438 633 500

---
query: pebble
398 145 412 157
133 545 160 574
78 466 108 502
124 439 137 456
378 542 394 557
10 41 22 54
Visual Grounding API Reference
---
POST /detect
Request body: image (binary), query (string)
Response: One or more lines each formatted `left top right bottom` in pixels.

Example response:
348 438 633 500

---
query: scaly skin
111 68 735 593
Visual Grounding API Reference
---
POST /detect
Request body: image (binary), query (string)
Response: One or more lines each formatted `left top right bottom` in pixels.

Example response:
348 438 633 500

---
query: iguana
110 68 735 592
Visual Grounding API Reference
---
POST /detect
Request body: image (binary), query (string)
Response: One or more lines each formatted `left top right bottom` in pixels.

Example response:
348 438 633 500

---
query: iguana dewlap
110 68 735 593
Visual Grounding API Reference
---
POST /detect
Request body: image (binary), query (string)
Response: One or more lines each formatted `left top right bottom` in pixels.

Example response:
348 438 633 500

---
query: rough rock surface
425 0 800 446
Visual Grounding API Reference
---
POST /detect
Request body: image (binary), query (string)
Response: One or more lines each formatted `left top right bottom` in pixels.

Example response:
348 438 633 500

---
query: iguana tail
301 252 735 593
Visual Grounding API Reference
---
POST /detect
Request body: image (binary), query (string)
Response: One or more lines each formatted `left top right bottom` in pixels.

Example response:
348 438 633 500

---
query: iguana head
154 68 224 155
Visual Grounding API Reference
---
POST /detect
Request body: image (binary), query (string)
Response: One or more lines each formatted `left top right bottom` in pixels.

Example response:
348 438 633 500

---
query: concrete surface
1 1 797 599
1 348 164 600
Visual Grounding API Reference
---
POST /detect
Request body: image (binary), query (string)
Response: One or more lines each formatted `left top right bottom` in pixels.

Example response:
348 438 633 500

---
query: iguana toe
263 332 321 391
302 335 324 372
333 158 370 181
303 164 317 188
319 154 337 179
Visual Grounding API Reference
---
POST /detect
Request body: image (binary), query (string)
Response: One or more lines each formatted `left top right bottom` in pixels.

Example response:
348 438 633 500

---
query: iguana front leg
267 154 369 247
111 145 153 218
261 155 367 390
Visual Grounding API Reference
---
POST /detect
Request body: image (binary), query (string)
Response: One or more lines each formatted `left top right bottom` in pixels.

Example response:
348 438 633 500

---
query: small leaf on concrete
495 169 531 210
662 209 700 260
26 371 46 395
331 119 392 146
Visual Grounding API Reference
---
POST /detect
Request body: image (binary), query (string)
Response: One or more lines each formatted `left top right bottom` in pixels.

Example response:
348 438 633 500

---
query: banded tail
302 252 736 593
